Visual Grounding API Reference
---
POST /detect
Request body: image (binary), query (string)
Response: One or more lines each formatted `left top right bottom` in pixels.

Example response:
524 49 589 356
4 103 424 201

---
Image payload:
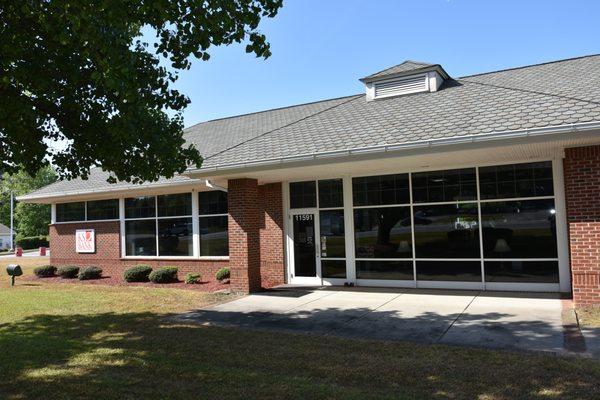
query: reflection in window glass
318 179 343 208
356 260 414 280
354 207 412 258
485 261 559 283
290 181 317 209
86 199 119 220
199 191 228 215
479 161 553 200
417 261 482 282
56 202 86 222
158 217 193 256
157 193 192 217
322 260 346 278
319 210 345 258
480 199 557 258
125 196 155 219
125 220 156 256
413 203 480 258
412 168 477 203
199 216 229 256
352 174 409 206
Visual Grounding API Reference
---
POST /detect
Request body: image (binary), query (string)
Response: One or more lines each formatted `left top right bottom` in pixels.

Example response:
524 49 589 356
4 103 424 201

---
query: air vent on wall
374 74 428 99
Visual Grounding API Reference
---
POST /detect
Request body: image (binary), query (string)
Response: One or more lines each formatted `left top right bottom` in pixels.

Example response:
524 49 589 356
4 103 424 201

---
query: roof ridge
201 94 363 162
458 78 600 107
458 53 600 79
183 93 361 133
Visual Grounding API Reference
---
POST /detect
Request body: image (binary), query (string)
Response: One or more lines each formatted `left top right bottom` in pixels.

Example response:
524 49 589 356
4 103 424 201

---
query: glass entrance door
292 212 318 280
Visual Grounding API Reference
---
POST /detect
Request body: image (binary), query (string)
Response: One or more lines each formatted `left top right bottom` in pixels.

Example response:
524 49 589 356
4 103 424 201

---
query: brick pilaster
259 182 285 288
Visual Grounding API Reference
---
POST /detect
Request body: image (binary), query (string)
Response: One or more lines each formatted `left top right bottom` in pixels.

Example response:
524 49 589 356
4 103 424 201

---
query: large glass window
479 161 553 200
125 194 193 257
413 203 480 258
322 260 347 279
480 199 557 258
199 191 229 256
86 199 119 221
56 202 86 222
416 261 482 282
354 207 412 258
356 260 414 280
290 181 317 209
319 210 345 258
484 261 559 283
318 179 343 208
412 168 477 203
125 220 156 256
352 174 409 206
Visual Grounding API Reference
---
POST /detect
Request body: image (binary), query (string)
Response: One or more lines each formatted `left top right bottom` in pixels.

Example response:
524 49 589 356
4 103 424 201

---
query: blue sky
163 0 600 126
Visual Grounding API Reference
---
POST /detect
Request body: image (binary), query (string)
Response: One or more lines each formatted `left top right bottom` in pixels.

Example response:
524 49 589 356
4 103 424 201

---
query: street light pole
9 190 14 251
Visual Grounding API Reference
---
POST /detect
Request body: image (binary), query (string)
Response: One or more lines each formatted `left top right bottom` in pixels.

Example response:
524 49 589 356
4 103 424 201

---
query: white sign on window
76 229 95 253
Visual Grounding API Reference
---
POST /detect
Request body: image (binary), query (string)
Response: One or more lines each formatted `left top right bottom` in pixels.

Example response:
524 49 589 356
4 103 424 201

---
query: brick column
564 145 600 305
259 182 285 288
228 178 261 292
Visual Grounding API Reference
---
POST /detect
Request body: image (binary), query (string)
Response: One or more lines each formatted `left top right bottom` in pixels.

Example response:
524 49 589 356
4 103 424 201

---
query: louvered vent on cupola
360 60 450 101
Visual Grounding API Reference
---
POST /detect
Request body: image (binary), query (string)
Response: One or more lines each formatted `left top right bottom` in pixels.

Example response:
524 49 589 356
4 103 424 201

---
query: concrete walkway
179 286 592 356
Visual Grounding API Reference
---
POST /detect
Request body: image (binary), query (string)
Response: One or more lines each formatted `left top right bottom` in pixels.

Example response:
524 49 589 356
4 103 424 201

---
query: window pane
356 260 414 280
354 207 412 258
479 161 554 200
56 202 85 222
481 199 557 258
290 181 316 208
320 210 345 258
417 261 482 282
157 193 192 217
485 261 559 283
352 174 409 206
158 217 193 256
413 203 480 258
322 260 346 278
86 199 119 220
125 220 156 256
199 216 229 256
125 196 155 219
199 191 228 215
412 168 477 203
318 179 343 208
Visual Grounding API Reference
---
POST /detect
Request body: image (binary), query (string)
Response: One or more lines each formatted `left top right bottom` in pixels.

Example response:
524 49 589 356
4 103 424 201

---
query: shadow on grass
1 310 600 399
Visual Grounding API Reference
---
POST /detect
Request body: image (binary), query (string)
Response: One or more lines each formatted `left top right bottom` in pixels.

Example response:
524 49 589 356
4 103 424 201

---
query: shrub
33 265 56 278
78 266 102 280
149 266 178 284
123 265 153 282
15 235 49 250
215 267 230 282
57 265 79 279
185 273 202 284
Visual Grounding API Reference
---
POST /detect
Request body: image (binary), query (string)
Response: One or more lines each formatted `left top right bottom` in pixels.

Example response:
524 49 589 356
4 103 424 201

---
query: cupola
360 60 450 101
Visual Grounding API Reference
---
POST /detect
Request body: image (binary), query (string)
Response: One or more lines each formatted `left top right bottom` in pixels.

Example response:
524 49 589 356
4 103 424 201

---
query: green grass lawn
1 259 600 399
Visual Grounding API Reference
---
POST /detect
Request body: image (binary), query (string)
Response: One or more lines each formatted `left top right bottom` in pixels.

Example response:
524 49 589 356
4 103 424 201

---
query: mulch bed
23 274 230 292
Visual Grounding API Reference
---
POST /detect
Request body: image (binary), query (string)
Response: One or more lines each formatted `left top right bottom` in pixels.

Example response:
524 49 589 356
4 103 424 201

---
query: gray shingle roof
21 54 600 201
362 60 434 80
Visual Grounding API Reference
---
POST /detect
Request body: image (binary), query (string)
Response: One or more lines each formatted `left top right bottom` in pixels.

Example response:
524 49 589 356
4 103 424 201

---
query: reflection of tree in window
354 207 412 258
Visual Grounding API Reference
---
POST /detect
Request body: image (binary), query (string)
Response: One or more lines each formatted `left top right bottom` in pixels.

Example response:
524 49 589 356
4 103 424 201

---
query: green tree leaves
0 0 283 183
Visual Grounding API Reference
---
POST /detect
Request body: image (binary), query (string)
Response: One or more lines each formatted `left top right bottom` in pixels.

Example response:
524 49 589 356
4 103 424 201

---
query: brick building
19 55 600 305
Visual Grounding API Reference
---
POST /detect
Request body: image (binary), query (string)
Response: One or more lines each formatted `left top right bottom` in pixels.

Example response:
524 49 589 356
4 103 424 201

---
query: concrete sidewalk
179 286 594 356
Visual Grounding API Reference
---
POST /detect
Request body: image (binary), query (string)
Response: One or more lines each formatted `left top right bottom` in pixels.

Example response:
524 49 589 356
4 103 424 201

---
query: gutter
185 120 600 176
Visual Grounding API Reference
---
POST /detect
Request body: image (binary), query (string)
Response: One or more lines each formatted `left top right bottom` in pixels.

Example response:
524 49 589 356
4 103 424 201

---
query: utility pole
9 190 14 251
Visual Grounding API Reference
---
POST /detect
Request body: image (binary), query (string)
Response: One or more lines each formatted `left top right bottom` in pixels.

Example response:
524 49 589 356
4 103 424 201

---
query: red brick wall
228 178 261 292
564 145 600 305
49 221 227 280
259 183 285 288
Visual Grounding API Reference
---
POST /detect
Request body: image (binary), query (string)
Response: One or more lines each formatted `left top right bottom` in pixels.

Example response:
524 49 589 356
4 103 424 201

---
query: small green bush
33 265 56 278
15 235 49 250
57 265 79 279
123 265 153 282
215 267 230 282
78 266 102 280
185 273 202 284
149 266 178 284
